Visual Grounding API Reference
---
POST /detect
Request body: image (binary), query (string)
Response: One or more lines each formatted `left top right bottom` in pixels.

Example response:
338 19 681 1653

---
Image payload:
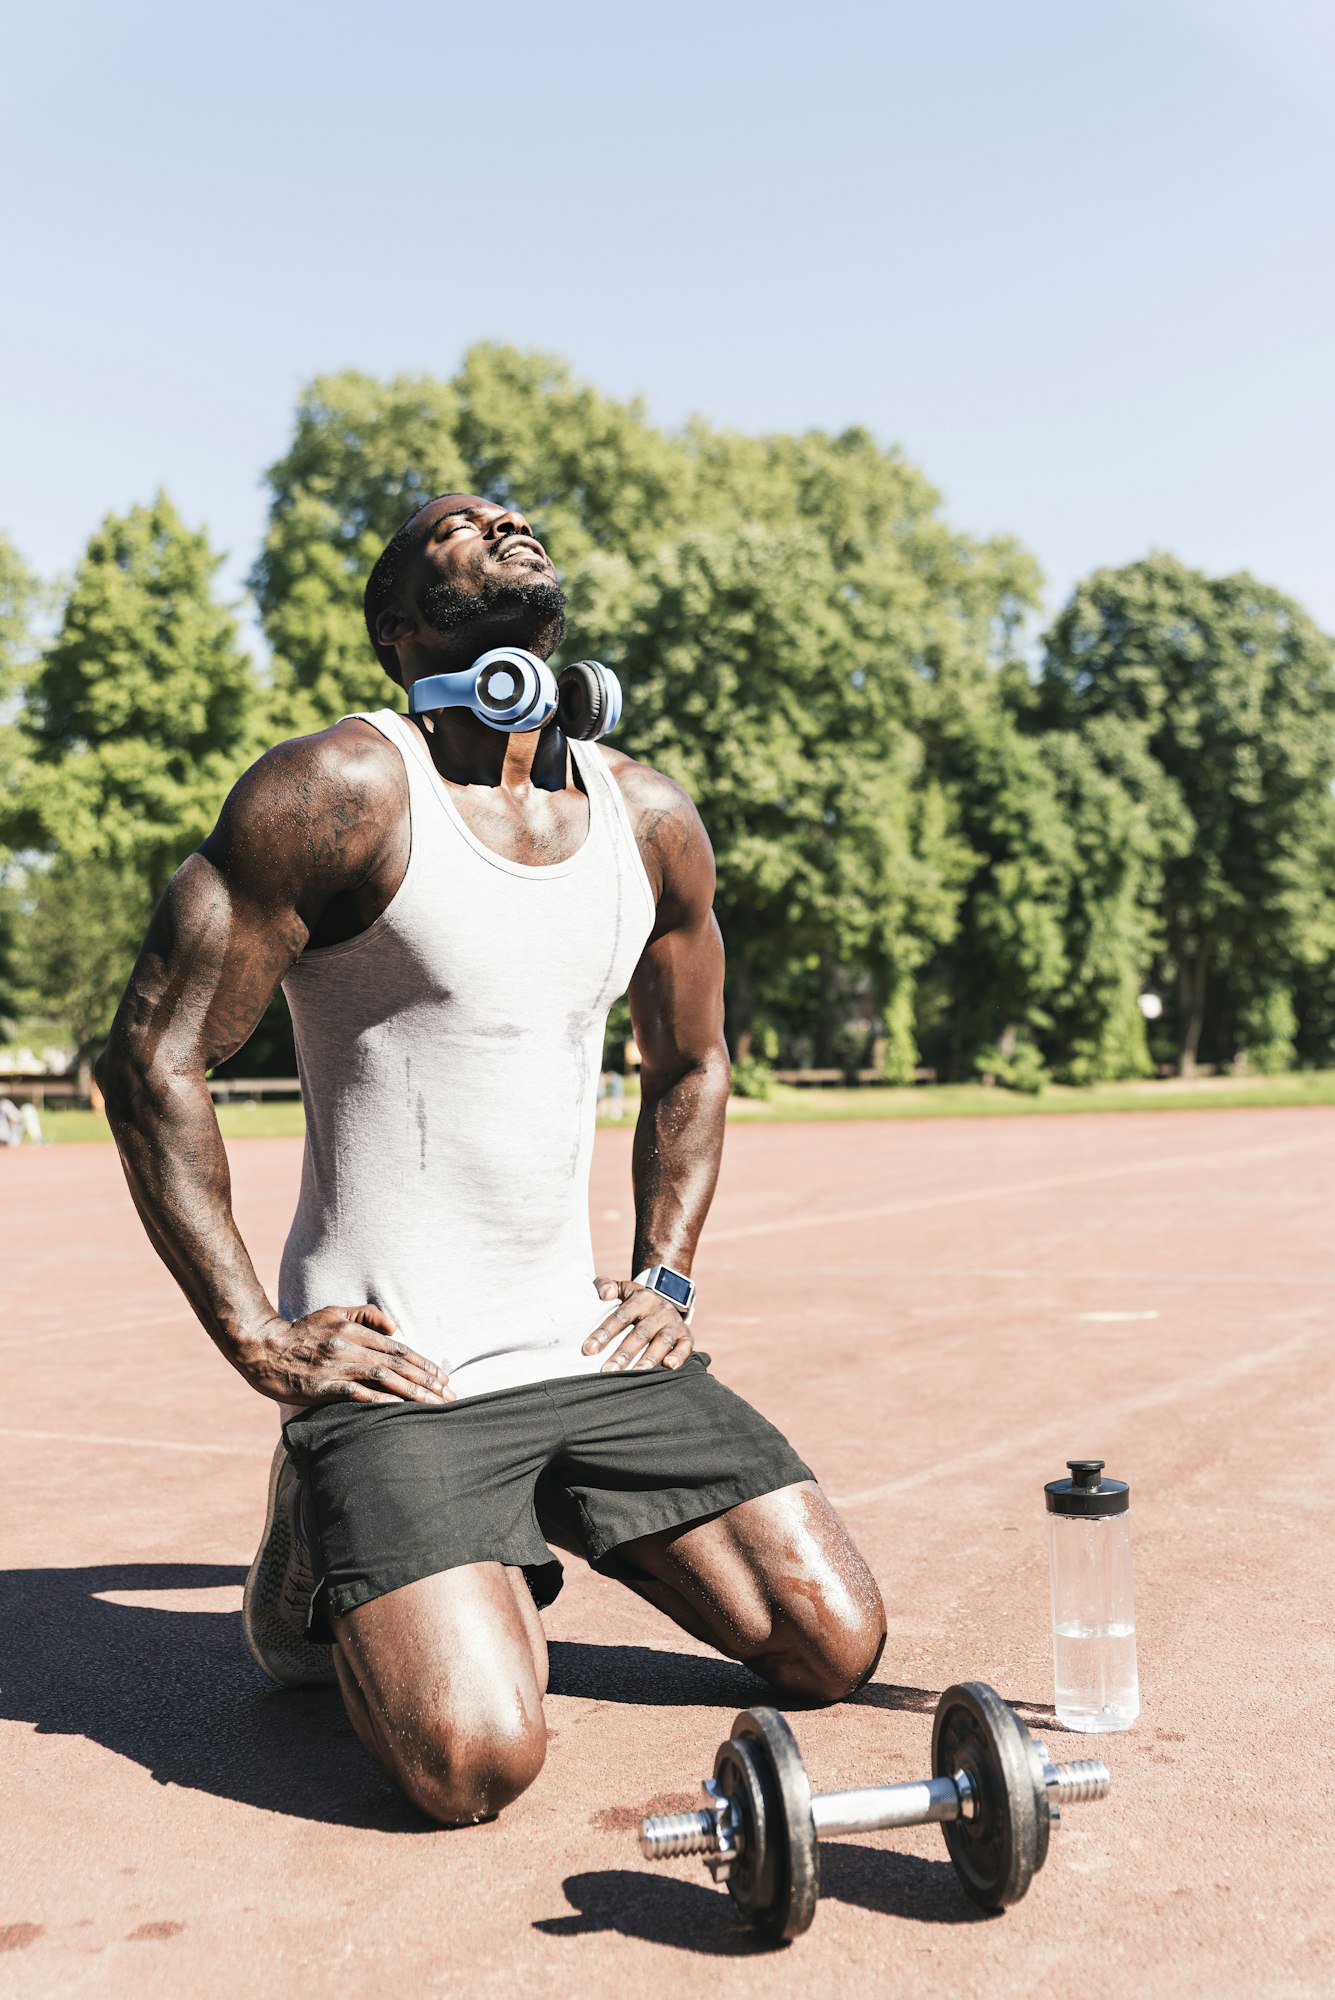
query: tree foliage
1040 553 1335 1073
5 352 1334 1085
12 494 262 1046
0 533 43 1024
251 345 1042 1079
25 492 262 889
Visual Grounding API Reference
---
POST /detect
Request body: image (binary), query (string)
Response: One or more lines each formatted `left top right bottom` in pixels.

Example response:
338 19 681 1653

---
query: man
99 495 885 1826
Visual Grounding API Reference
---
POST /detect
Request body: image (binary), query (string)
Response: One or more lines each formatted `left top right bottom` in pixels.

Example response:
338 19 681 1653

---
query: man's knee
394 1709 547 1825
812 1593 888 1701
777 1590 887 1704
748 1558 888 1706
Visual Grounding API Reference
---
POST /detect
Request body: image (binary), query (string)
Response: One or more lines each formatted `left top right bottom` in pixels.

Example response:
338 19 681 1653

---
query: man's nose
489 511 530 541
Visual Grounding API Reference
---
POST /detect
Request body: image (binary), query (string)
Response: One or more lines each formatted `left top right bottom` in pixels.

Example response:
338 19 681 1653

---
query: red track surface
3 1108 1333 1997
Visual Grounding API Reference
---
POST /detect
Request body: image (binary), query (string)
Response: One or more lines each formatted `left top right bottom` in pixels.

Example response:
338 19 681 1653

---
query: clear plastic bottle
1046 1457 1139 1732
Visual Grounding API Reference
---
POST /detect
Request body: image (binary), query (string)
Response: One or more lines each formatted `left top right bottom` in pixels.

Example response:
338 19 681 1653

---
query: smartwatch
633 1264 696 1325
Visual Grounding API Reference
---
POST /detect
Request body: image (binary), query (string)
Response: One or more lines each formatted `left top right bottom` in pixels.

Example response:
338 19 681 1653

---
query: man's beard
419 571 566 651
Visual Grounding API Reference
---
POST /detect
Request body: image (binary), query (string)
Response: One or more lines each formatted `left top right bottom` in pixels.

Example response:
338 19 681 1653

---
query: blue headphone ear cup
471 648 558 731
557 661 622 740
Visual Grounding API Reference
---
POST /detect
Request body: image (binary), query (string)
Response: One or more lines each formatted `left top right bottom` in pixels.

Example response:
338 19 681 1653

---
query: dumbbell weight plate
931 1682 1050 1909
715 1708 820 1941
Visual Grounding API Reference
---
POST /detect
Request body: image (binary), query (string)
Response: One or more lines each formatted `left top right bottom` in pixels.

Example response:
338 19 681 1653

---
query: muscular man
99 495 886 1825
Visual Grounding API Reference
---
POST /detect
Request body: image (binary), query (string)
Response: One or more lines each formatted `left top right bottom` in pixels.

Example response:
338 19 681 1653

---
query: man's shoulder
205 716 408 887
600 746 699 834
225 715 408 829
256 714 406 796
598 747 713 909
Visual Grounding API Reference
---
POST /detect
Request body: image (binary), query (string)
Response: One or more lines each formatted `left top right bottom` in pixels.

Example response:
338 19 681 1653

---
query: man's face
406 495 565 647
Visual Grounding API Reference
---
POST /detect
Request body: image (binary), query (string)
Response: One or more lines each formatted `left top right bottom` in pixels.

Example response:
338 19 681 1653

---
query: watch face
655 1268 693 1307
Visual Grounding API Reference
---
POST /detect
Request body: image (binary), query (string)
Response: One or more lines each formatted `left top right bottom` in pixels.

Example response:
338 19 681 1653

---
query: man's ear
376 603 412 651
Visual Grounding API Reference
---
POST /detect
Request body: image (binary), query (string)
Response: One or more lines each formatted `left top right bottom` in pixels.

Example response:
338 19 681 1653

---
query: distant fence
2 1068 944 1111
0 1078 82 1110
772 1067 938 1087
0 1074 305 1109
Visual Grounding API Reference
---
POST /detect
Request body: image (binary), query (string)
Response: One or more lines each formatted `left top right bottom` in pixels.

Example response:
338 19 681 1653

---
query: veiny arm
582 757 731 1371
96 723 451 1408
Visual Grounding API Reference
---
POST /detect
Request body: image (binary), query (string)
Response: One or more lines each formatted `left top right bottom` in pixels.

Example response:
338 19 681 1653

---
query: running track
2 1108 1332 1997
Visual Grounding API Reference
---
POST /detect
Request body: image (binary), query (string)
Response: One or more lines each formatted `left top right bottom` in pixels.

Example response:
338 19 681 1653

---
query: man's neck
413 710 572 795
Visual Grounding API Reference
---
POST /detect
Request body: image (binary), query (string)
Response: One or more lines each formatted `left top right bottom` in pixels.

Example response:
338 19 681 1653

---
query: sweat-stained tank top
277 708 656 1402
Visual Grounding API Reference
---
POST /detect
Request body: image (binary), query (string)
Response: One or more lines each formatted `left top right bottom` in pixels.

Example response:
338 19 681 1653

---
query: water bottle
1046 1458 1139 1731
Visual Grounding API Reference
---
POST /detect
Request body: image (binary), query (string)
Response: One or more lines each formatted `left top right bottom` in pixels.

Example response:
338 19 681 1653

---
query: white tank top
278 709 656 1401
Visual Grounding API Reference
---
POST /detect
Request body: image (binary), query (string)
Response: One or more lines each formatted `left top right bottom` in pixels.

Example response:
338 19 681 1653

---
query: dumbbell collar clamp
700 1778 739 1881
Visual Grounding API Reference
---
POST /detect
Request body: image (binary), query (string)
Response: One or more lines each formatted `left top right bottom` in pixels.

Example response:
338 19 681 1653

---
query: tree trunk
814 954 840 1068
726 956 754 1063
1177 943 1210 1077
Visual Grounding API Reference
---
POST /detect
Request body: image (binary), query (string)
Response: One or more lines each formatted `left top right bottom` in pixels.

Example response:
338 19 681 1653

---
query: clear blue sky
4 0 1332 638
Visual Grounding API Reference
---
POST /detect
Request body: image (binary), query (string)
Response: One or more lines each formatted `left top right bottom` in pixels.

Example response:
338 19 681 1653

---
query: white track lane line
1075 1310 1160 1322
0 1425 270 1458
723 1264 1334 1288
830 1321 1325 1510
704 1131 1331 1248
0 1309 190 1350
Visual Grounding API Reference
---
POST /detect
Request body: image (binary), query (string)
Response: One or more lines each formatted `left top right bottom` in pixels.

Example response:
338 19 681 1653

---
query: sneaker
242 1436 337 1688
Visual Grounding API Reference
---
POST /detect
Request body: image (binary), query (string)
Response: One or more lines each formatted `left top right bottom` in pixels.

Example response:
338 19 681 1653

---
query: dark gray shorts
283 1353 812 1636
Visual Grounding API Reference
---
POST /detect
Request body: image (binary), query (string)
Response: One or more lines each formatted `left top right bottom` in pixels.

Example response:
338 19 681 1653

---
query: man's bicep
624 782 727 1074
117 726 381 1076
628 904 727 1075
114 849 306 1077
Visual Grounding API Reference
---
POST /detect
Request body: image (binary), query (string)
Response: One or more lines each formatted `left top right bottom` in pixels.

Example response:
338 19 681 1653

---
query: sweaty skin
98 495 885 1823
99 498 723 1396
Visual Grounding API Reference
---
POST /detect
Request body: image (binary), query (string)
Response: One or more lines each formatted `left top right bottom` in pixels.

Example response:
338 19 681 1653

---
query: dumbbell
638 1681 1110 1941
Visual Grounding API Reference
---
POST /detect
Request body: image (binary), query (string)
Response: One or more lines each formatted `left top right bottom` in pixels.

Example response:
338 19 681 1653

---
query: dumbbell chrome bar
641 1753 1110 1859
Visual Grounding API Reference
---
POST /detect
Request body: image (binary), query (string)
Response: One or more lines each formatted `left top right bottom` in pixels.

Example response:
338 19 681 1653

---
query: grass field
27 1066 1335 1142
727 1068 1335 1120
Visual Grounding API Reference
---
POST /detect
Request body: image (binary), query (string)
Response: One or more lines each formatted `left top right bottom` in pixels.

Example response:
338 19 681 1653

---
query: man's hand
231 1304 453 1408
583 1278 694 1373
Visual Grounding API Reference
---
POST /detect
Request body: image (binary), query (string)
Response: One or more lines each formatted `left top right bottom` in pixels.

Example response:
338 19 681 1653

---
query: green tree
0 532 40 695
0 533 43 1025
918 693 1189 1086
608 526 977 1067
1035 718 1189 1081
17 493 263 1045
25 492 260 885
921 697 1072 1084
254 348 1042 1074
251 373 467 724
252 345 1039 716
10 858 154 1053
1041 554 1335 1073
451 343 695 566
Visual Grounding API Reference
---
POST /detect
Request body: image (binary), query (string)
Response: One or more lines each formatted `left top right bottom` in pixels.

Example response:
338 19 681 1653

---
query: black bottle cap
1045 1458 1130 1516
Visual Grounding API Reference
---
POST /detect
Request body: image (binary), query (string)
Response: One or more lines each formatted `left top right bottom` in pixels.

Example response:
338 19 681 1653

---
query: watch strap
633 1265 696 1325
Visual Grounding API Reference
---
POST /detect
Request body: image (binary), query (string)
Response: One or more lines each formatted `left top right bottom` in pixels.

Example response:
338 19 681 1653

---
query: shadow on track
0 1563 1060 1837
549 1641 947 1714
0 1561 419 1830
548 1641 1057 1730
533 1847 993 1953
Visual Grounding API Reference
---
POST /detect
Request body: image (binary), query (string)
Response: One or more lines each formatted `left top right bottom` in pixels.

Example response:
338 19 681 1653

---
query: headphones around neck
406 647 623 740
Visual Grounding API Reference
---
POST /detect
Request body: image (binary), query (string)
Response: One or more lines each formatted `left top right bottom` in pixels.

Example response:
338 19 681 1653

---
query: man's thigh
331 1561 549 1817
614 1481 887 1701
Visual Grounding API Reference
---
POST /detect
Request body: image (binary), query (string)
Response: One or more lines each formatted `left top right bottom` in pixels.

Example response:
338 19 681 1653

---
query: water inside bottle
1052 1621 1139 1731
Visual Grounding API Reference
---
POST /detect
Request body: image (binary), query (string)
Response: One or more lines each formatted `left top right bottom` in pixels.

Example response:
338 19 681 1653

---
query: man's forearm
630 1050 730 1275
99 1048 278 1357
